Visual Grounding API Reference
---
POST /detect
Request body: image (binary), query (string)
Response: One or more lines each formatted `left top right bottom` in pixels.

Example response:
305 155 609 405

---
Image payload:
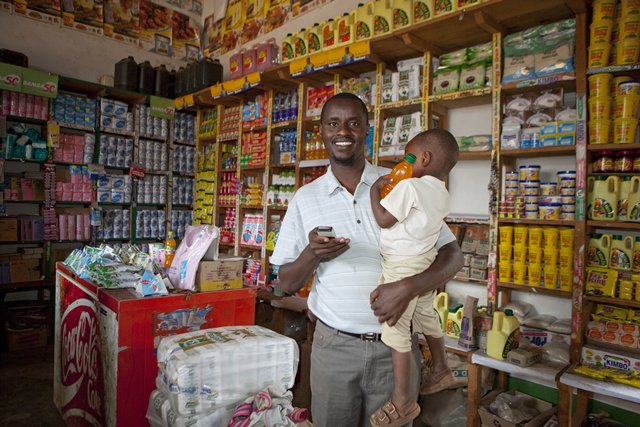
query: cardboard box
0 218 18 241
507 347 542 367
478 390 555 427
470 268 488 281
581 345 640 374
195 254 244 291
6 325 48 351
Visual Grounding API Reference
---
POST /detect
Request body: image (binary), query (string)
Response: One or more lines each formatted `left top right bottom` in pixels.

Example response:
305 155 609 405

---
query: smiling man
270 93 463 427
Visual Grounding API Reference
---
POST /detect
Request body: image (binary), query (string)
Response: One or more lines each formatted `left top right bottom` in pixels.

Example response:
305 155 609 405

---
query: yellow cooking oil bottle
446 304 463 338
373 0 393 36
588 233 612 268
610 234 634 270
354 2 374 41
293 28 308 58
618 176 632 221
633 236 640 272
322 19 337 50
413 0 434 23
588 175 620 221
307 23 323 54
282 33 295 63
487 309 520 360
392 0 412 30
433 291 449 333
626 176 640 221
336 12 355 47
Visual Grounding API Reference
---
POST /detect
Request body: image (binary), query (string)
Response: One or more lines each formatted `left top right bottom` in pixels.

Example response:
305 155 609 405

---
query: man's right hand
308 228 350 262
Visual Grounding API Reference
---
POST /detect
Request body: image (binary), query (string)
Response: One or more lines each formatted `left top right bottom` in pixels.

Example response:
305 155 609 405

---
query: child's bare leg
391 348 416 413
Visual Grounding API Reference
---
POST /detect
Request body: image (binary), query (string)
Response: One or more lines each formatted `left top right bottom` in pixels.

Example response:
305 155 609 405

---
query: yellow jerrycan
433 291 449 333
626 176 640 222
486 309 520 360
588 175 620 221
446 304 464 338
588 233 612 268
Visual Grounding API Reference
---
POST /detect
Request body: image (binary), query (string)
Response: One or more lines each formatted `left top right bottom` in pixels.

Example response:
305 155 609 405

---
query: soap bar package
156 325 299 415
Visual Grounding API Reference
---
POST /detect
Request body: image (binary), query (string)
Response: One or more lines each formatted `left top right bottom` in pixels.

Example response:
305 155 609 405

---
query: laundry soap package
156 325 299 415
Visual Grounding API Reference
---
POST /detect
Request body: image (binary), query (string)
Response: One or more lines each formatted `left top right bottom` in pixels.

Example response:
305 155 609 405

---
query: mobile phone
316 226 336 238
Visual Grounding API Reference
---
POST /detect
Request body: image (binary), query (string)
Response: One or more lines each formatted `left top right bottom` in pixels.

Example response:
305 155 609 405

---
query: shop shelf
240 204 263 210
219 134 240 142
2 200 44 204
270 163 297 169
473 351 565 388
303 115 321 124
240 165 266 171
4 115 47 125
174 140 197 146
501 72 576 94
560 368 640 405
0 240 44 245
379 98 423 116
498 218 576 226
299 159 329 168
243 124 268 133
446 214 490 224
497 281 571 298
102 165 132 172
217 203 237 208
587 63 640 77
59 76 107 97
584 295 640 310
52 240 90 244
428 87 491 109
500 146 576 158
106 87 148 104
219 167 238 173
98 202 131 206
443 336 474 357
452 276 489 286
587 220 640 230
587 143 640 152
272 120 298 129
267 205 288 211
139 134 168 142
53 161 87 167
196 135 217 143
173 171 196 178
57 122 96 132
459 151 491 160
136 203 165 207
94 238 131 243
135 238 164 243
1 158 46 164
588 172 640 177
0 279 54 292
55 201 92 206
240 244 262 250
219 242 235 248
99 128 135 138
172 204 194 208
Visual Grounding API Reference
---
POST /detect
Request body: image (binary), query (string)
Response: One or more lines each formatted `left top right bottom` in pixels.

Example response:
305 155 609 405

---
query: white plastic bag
167 225 219 290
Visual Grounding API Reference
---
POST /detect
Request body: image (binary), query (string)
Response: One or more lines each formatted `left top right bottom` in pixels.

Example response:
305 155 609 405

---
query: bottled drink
380 153 416 198
164 231 177 270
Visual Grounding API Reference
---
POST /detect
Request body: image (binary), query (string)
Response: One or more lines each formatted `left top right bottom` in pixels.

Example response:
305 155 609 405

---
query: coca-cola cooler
53 264 256 427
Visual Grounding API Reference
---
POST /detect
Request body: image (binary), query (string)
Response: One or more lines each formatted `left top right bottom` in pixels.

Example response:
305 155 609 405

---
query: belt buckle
362 333 377 341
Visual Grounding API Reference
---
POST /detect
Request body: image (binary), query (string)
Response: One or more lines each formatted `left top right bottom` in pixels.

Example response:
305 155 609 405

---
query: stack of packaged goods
228 39 278 77
502 19 576 84
0 246 44 284
52 132 94 164
265 216 282 252
147 326 298 427
588 0 640 68
306 84 334 117
240 214 264 249
98 134 134 168
450 223 490 282
100 98 133 134
169 211 193 239
219 106 241 141
198 108 217 140
588 72 639 146
219 207 237 245
585 303 639 350
43 164 57 241
2 175 44 201
135 209 165 240
172 177 194 206
194 171 215 224
240 132 267 168
197 143 216 172
240 176 262 207
172 145 196 175
0 216 42 242
274 129 297 164
433 44 492 95
57 212 91 241
2 123 48 161
243 257 262 287
138 105 169 140
302 125 325 160
267 171 296 207
220 142 238 169
96 208 130 240
138 139 168 172
301 167 326 186
53 93 96 128
242 93 269 130
341 76 374 109
272 89 298 124
587 172 640 221
500 168 576 221
587 232 640 302
456 135 492 153
379 112 421 157
498 224 574 291
173 112 196 144
96 173 132 204
56 165 94 203
2 90 49 120
135 175 167 205
218 172 239 206
501 89 577 150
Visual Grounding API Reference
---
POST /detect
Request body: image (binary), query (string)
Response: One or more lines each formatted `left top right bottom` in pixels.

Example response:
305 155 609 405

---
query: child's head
405 129 459 180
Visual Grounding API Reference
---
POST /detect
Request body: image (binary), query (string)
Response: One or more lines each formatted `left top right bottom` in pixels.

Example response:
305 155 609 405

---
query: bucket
559 249 574 269
590 20 614 45
619 81 640 96
560 228 575 250
499 226 514 245
619 17 640 40
589 96 612 120
614 94 640 118
593 0 617 21
528 263 542 287
514 225 528 245
613 118 639 144
588 119 612 144
498 261 512 282
544 248 559 268
543 267 558 289
543 227 559 249
513 263 527 285
616 38 640 65
529 227 543 247
529 245 542 265
621 0 640 17
589 73 612 97
612 75 633 94
588 44 611 68
499 245 512 263
559 268 572 291
513 245 528 265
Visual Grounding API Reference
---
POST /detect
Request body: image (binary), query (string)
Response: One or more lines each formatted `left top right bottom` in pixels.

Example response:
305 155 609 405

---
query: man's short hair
320 92 369 122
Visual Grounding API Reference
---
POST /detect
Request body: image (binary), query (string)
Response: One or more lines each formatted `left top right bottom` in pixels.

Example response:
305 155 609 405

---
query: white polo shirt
270 161 456 334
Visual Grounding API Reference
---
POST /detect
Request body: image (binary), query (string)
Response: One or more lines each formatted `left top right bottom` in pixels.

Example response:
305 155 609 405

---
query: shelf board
173 172 195 178
299 159 329 168
240 205 264 210
55 201 92 206
196 135 217 143
240 244 262 250
587 63 640 76
57 122 96 132
428 87 491 109
243 124 268 133
587 220 640 230
217 203 237 208
174 140 196 146
172 204 194 209
219 135 240 142
584 294 640 310
136 203 166 207
473 351 565 388
240 165 266 171
272 120 298 129
587 143 640 152
379 98 422 116
446 214 490 224
53 161 87 167
0 279 54 292
0 240 44 245
2 200 43 204
497 281 571 298
98 202 131 206
219 167 238 173
588 172 640 177
498 218 576 226
99 128 135 138
501 72 576 94
459 151 491 160
102 165 131 172
0 158 46 164
270 163 297 169
139 134 168 142
52 240 90 244
443 336 474 357
500 146 576 158
303 115 321 124
267 205 288 211
59 76 107 97
452 276 488 286
560 368 640 405
4 115 47 125
106 87 148 104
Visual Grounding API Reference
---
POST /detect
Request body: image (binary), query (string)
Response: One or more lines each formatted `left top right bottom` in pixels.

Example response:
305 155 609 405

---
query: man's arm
277 229 351 295
370 241 463 325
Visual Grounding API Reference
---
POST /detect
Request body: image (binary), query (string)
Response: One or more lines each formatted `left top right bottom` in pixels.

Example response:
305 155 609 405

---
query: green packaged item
459 61 486 90
433 66 461 94
439 48 467 67
539 18 575 37
504 25 543 45
467 41 492 62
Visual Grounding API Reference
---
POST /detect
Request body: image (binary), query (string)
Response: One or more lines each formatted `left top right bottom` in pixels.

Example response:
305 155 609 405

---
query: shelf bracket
564 0 588 14
473 11 506 35
400 33 443 56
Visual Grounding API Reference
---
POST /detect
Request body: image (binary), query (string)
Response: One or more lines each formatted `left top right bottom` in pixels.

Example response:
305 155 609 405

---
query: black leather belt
318 319 382 342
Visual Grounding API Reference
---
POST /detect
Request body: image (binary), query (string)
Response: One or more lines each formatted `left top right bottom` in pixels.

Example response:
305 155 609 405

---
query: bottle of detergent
433 291 449 333
380 152 416 198
487 309 520 360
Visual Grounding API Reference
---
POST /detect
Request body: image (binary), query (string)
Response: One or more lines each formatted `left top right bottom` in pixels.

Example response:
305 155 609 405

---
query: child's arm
370 175 398 228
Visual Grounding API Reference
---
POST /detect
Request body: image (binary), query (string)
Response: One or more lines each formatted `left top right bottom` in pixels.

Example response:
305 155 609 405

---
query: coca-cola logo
60 298 104 425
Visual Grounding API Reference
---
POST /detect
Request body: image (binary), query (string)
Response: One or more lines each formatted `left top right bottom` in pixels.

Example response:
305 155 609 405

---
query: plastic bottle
486 309 520 360
283 92 291 122
282 34 295 63
446 304 464 338
322 19 337 50
381 153 416 198
293 29 308 58
308 23 323 54
610 234 633 270
373 0 393 36
627 176 640 221
336 13 355 47
588 175 620 221
354 2 374 41
164 231 176 270
433 292 449 333
588 233 611 267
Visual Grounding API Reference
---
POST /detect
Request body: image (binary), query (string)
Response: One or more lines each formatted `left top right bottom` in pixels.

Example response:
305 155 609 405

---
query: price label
129 166 145 179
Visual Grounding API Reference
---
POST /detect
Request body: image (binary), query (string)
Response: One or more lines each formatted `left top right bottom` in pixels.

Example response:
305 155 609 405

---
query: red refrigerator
53 263 256 427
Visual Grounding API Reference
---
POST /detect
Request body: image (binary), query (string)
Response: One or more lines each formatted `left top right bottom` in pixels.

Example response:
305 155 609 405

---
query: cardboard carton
6 325 48 351
581 345 640 374
507 347 542 367
478 390 555 427
0 218 18 241
195 254 244 291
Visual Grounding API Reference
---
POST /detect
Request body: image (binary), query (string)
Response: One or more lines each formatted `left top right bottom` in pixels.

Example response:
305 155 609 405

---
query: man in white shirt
270 93 463 427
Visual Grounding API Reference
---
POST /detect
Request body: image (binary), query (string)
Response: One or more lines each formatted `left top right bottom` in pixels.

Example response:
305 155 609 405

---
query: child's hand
371 175 390 197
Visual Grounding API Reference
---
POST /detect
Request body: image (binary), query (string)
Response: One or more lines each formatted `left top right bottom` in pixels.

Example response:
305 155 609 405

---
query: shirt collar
324 161 379 195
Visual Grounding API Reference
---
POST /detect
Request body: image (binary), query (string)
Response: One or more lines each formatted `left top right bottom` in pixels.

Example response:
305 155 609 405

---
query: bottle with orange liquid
164 231 176 271
381 153 416 198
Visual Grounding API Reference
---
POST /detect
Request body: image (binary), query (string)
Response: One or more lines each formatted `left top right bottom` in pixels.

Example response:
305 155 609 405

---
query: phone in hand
316 226 336 238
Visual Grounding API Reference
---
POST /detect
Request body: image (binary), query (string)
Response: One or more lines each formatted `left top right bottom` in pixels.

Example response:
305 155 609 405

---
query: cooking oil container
610 234 634 270
588 176 620 220
373 0 393 36
354 2 374 41
588 233 612 267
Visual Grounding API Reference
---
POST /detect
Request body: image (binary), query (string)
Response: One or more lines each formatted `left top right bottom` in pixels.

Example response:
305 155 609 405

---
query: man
270 93 463 426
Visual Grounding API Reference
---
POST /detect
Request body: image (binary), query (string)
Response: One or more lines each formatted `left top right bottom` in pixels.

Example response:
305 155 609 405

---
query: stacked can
172 177 195 205
138 139 167 171
138 105 169 140
170 210 194 239
173 113 197 143
96 208 129 239
98 135 133 167
173 145 196 175
135 175 166 204
53 93 95 128
557 171 576 220
136 209 164 239
2 90 49 120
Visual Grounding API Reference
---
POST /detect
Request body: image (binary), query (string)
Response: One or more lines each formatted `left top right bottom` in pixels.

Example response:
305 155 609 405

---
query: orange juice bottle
164 231 176 270
381 153 416 198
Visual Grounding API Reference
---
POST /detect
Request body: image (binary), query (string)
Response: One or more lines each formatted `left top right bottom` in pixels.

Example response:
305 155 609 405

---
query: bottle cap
405 153 416 164
504 309 514 316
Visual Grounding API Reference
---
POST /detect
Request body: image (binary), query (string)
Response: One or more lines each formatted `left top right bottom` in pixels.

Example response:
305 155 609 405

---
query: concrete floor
0 345 64 427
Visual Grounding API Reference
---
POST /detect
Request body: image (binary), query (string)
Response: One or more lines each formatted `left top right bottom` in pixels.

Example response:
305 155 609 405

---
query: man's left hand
370 279 413 326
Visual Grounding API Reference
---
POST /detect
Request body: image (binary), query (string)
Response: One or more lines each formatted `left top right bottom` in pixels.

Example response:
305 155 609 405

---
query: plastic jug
175 66 185 97
381 153 416 198
433 291 449 333
293 29 308 58
618 176 632 221
256 39 277 71
588 175 620 220
167 69 176 99
354 2 374 41
486 309 520 360
588 233 611 268
374 0 393 36
610 234 633 270
633 236 640 272
195 57 223 90
137 60 154 95
446 304 463 338
153 64 169 97
114 56 138 91
413 0 434 23
336 13 355 47
308 23 323 54
185 60 197 94
392 0 413 30
229 50 244 78
282 33 295 63
322 19 337 50
627 176 640 221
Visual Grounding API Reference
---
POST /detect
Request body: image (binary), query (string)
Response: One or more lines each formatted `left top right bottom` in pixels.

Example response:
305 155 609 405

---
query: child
369 129 459 427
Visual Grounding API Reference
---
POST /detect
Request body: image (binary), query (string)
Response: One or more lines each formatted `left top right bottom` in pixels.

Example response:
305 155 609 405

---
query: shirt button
353 200 357 204
357 219 361 224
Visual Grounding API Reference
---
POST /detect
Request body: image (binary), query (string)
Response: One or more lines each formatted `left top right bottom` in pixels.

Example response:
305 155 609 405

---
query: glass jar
592 150 614 173
615 150 635 172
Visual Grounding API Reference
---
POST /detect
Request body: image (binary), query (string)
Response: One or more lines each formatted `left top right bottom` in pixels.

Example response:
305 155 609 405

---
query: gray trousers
310 320 421 427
